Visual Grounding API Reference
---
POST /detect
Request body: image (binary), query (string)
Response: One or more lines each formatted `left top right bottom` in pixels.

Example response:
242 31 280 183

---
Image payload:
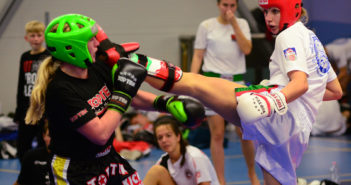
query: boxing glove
108 58 147 114
130 53 183 92
236 91 288 123
154 95 205 129
96 25 139 67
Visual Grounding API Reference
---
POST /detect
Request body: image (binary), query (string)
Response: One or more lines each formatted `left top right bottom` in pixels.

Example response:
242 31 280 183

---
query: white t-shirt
325 38 351 69
269 21 337 123
156 145 220 185
194 17 251 75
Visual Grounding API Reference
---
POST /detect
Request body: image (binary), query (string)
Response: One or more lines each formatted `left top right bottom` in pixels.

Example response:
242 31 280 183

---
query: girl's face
155 125 180 154
87 37 99 62
217 0 237 17
263 7 281 34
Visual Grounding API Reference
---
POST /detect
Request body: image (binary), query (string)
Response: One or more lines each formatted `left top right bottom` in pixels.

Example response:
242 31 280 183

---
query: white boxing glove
236 91 288 123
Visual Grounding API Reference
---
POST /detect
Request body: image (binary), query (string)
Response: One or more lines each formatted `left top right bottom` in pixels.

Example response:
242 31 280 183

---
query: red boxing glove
96 25 140 67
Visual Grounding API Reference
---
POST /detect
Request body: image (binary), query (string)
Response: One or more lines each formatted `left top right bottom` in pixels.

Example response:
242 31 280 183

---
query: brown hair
217 0 238 4
153 116 188 167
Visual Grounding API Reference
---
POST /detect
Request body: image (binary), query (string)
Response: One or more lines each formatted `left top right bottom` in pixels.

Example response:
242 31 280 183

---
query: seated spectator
312 100 349 136
325 38 351 94
143 116 220 185
13 120 50 185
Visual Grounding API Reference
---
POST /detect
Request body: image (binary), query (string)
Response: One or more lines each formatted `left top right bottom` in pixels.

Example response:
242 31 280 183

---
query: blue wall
303 0 351 44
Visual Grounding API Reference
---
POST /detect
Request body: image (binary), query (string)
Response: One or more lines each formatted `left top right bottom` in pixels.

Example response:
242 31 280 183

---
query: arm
78 59 147 145
323 78 343 101
199 182 211 185
77 111 123 145
14 56 25 123
226 11 252 55
131 90 157 110
280 70 308 103
190 49 205 73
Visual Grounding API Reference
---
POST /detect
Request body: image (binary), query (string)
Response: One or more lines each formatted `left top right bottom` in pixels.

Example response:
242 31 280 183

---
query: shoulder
199 17 217 28
276 22 306 40
47 70 75 98
236 17 249 25
186 145 208 159
20 50 31 58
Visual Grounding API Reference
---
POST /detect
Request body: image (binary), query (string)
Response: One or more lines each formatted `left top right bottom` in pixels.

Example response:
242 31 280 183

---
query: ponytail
25 57 60 124
300 7 309 24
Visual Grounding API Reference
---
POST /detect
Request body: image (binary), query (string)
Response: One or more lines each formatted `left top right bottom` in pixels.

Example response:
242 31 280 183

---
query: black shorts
49 146 142 185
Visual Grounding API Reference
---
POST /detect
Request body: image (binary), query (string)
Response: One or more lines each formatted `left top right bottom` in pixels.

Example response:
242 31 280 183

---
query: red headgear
259 0 302 32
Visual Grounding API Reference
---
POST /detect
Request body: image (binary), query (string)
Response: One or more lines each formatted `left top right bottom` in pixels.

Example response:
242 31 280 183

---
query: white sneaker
298 178 308 185
120 149 143 161
309 180 321 185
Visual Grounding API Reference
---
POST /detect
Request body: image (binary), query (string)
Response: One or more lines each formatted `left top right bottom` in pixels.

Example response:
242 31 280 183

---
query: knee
147 165 169 176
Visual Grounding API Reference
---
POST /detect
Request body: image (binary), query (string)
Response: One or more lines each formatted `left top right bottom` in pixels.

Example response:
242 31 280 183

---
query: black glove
108 58 147 113
154 95 205 129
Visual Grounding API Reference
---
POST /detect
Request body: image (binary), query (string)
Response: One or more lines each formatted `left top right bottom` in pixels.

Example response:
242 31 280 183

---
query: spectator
143 116 220 185
13 120 50 185
14 20 50 163
190 0 258 184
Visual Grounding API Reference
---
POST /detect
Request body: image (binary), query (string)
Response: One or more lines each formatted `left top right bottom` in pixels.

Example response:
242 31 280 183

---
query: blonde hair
25 57 60 125
25 20 45 34
25 22 72 125
300 7 309 24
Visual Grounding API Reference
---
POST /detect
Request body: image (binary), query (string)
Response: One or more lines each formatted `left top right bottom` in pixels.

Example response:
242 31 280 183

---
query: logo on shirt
283 47 297 61
310 33 330 76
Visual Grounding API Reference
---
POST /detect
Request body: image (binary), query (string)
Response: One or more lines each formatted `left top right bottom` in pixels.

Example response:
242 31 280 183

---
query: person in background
190 0 258 184
13 120 51 185
324 38 351 94
311 100 349 136
14 20 50 163
143 116 220 185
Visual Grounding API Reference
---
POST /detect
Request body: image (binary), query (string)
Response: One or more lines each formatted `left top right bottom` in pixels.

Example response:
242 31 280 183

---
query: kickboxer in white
133 1 342 185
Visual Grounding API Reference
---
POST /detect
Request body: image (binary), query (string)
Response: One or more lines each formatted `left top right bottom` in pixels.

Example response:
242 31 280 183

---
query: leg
208 114 226 185
261 167 281 185
145 73 245 124
143 165 176 185
235 127 261 185
17 121 38 163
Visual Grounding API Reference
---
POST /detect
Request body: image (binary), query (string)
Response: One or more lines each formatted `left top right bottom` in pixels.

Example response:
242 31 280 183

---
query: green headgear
45 14 98 68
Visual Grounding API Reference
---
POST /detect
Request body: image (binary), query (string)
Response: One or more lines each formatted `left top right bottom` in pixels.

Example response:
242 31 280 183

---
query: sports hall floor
1 132 351 185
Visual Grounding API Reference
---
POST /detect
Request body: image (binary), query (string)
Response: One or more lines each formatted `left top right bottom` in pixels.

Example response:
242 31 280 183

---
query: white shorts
241 87 313 185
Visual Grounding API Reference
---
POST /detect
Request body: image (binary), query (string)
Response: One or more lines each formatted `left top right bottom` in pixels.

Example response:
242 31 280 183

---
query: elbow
95 137 110 146
301 82 309 94
335 89 343 100
244 50 251 55
243 47 252 55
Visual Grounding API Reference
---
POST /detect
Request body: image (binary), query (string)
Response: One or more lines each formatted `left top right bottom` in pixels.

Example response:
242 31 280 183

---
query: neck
60 63 88 79
217 16 229 24
169 144 182 163
30 47 45 55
